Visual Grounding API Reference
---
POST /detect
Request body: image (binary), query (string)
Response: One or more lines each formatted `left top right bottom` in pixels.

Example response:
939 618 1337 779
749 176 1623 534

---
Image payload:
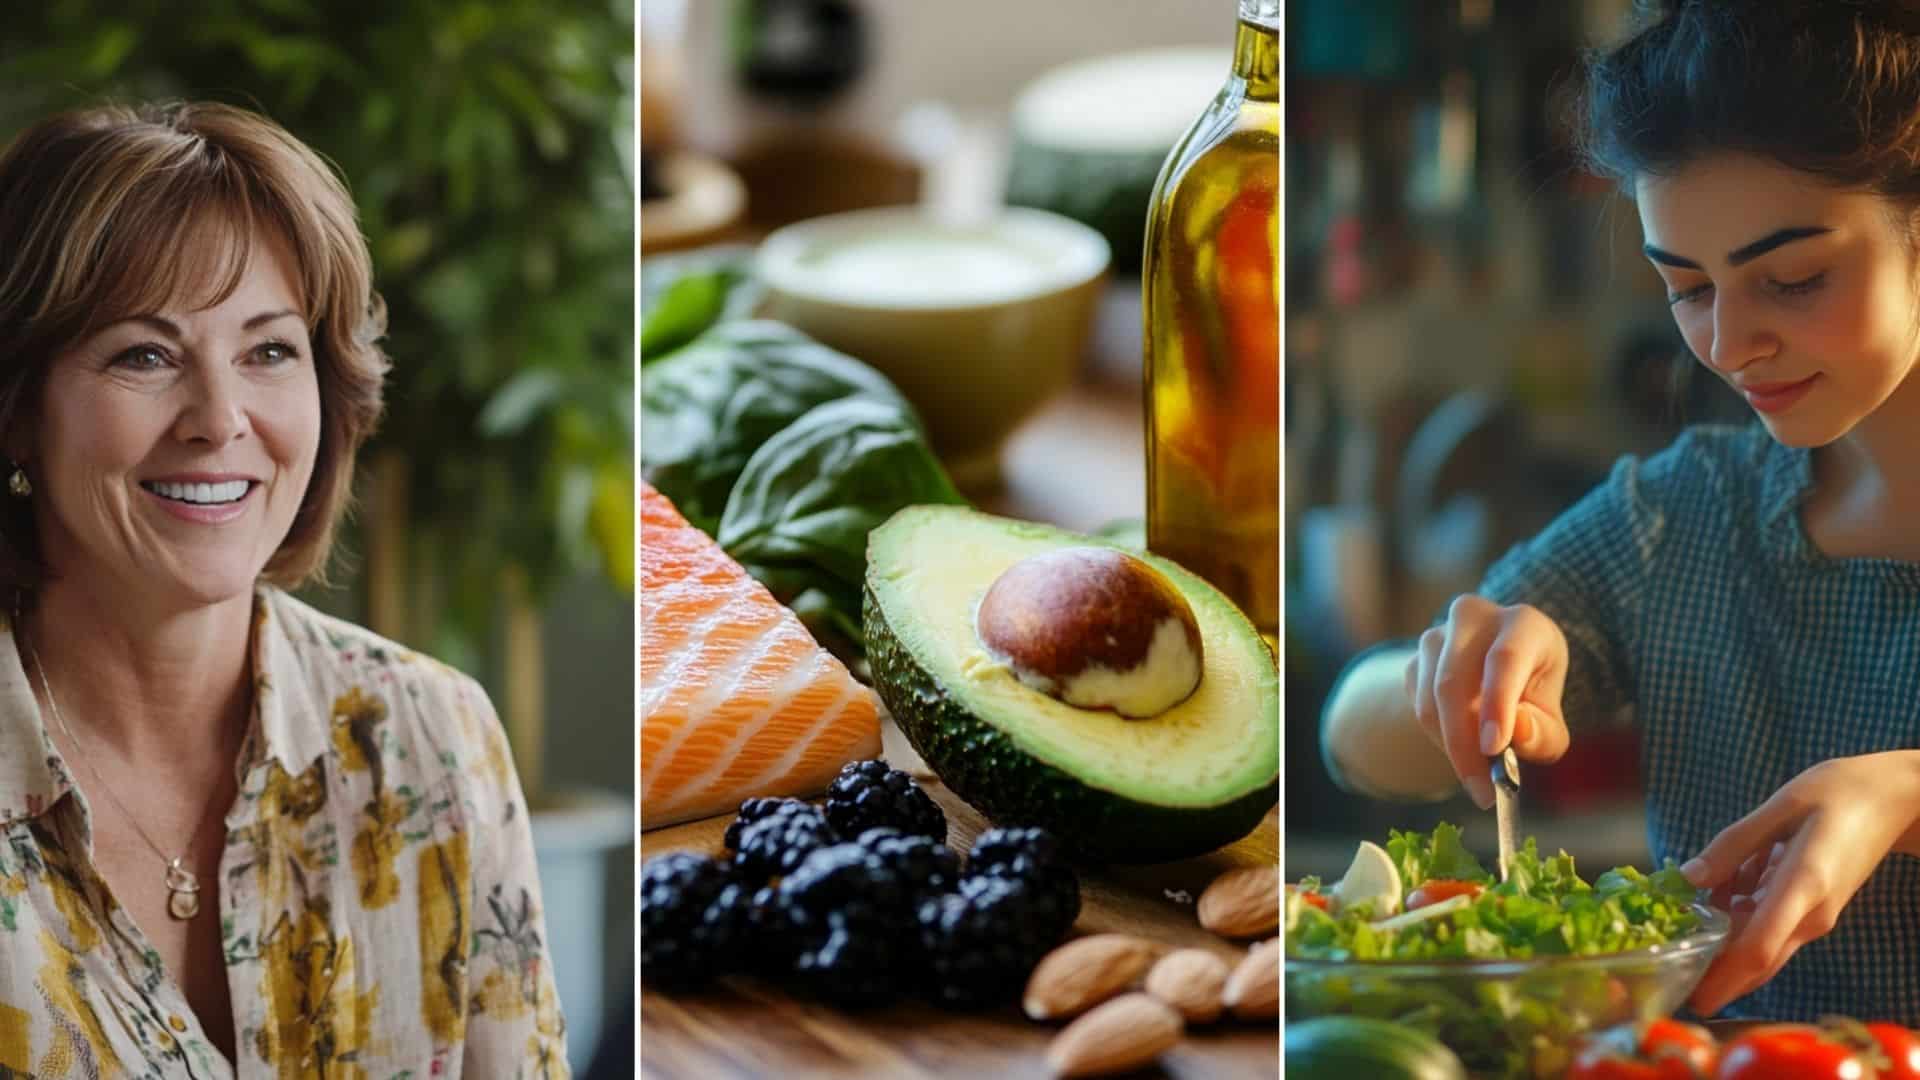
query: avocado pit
973 547 1204 718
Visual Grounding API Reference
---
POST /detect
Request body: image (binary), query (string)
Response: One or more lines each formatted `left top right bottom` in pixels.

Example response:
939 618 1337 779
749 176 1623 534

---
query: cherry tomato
1286 884 1331 911
1405 879 1484 910
1716 1024 1878 1080
1570 1018 1717 1080
1644 1018 1720 1073
1866 1023 1920 1080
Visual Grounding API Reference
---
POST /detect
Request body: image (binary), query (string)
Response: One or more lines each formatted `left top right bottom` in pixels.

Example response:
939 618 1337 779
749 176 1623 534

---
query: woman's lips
140 479 257 524
1742 375 1819 415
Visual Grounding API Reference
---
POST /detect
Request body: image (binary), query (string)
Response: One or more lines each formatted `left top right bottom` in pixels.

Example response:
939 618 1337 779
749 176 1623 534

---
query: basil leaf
640 321 918 533
717 397 965 648
638 245 764 363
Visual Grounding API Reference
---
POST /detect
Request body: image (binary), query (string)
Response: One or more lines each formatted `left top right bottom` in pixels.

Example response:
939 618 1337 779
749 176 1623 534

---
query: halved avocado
863 506 1277 863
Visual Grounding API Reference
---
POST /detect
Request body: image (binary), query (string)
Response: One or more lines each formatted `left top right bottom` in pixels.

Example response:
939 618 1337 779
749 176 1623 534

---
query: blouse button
168 1014 188 1032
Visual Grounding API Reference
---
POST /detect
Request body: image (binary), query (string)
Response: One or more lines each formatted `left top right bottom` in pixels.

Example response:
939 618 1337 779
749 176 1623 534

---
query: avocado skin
864 583 1277 864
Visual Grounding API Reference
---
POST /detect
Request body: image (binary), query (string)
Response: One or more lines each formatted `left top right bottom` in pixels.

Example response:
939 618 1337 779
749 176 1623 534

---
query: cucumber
1285 1017 1468 1080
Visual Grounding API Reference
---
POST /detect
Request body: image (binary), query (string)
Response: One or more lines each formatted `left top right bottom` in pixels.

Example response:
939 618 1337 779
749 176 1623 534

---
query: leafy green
1287 823 1714 1080
639 246 764 363
717 397 966 650
1386 821 1488 890
640 320 919 535
637 303 963 656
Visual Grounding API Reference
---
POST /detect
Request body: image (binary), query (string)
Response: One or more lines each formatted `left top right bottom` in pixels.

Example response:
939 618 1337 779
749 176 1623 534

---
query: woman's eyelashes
1770 270 1827 297
1668 282 1711 306
111 344 171 371
1665 270 1829 307
249 339 302 366
107 338 304 372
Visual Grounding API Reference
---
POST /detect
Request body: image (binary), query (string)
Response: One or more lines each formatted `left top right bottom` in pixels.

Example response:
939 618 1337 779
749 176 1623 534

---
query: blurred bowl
1284 904 1731 1078
640 150 747 255
756 206 1110 493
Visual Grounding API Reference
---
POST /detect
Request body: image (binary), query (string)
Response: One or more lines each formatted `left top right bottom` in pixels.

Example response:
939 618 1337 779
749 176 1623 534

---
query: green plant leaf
479 369 568 436
717 396 966 651
638 244 763 362
639 321 916 533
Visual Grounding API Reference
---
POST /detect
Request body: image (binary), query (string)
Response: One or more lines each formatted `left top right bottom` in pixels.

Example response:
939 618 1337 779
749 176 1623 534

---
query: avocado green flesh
864 506 1278 862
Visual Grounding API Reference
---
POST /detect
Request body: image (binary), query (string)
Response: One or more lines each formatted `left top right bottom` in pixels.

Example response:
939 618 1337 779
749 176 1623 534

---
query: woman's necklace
23 637 204 920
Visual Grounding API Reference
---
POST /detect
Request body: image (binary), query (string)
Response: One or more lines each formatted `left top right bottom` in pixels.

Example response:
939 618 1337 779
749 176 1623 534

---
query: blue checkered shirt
1478 422 1920 1024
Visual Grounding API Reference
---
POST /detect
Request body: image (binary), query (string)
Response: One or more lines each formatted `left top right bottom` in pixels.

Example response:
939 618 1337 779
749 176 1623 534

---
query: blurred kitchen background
0 3 635 1073
641 0 1265 533
1283 0 1751 882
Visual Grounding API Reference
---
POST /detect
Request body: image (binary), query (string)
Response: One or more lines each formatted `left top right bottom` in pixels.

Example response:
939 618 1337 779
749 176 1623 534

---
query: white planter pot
529 788 633 1074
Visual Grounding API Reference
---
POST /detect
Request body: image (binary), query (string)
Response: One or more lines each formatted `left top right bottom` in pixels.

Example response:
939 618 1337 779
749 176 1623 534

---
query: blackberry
724 796 805 848
734 883 793 976
790 908 900 1006
824 759 947 843
698 879 768 976
917 875 1065 1010
966 827 1080 941
639 852 739 989
770 841 923 1007
728 799 838 882
853 828 963 902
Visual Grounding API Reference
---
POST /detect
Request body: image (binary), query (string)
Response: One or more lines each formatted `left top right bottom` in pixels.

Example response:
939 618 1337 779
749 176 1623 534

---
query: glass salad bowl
1285 903 1732 1079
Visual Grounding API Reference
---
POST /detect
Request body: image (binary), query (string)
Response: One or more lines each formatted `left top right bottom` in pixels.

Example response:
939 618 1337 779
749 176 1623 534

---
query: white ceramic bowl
756 206 1111 492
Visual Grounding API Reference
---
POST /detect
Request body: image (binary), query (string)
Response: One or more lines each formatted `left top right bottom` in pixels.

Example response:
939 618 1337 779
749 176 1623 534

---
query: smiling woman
0 102 566 1076
1633 157 1920 453
1318 0 1920 1034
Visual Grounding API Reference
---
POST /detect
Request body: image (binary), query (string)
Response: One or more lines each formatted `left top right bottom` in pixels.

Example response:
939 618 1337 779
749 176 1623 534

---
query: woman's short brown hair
0 100 389 596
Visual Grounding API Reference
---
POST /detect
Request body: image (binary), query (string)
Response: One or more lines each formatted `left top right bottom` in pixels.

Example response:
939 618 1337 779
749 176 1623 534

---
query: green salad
1285 824 1719 1080
1286 822 1702 962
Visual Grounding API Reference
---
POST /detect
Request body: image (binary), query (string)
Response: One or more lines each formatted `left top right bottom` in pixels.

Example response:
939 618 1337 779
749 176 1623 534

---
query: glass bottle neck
1233 2 1279 103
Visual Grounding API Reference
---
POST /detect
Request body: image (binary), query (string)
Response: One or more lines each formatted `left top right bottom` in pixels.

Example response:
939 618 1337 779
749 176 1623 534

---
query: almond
1044 992 1183 1078
1222 937 1279 1020
1197 864 1280 938
1023 933 1160 1021
1143 948 1230 1024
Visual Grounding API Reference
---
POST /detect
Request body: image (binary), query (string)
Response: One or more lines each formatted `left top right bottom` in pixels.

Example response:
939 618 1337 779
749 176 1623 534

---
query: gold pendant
164 857 201 920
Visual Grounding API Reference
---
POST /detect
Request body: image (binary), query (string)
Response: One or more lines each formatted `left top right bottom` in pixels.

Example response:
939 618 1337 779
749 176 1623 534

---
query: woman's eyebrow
101 308 303 337
1642 226 1833 270
243 308 302 329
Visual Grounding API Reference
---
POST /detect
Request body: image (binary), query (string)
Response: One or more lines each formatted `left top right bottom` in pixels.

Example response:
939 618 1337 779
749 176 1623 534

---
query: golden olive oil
1143 1 1279 635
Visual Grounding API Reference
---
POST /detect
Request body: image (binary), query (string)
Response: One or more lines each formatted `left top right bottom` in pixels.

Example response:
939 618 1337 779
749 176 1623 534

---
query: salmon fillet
640 480 880 827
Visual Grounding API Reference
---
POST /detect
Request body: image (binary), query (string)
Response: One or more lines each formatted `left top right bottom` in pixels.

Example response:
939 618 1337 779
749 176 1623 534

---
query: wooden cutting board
639 777 1280 1079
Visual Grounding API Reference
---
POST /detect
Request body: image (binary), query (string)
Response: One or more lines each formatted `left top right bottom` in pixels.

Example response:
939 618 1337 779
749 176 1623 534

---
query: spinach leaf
638 245 764 363
717 396 965 650
640 321 918 533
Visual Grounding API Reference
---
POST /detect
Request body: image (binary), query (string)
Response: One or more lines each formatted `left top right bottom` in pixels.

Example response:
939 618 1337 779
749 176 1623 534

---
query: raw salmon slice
641 480 880 827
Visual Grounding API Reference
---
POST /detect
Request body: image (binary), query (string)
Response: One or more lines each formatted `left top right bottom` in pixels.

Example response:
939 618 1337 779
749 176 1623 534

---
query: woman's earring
7 464 29 498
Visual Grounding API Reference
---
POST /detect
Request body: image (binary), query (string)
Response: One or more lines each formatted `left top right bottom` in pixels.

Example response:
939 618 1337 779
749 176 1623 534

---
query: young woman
0 102 566 1075
1321 0 1920 1024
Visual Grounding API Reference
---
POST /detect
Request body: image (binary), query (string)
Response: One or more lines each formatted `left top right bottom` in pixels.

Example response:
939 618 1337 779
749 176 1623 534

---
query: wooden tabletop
640 769 1280 1079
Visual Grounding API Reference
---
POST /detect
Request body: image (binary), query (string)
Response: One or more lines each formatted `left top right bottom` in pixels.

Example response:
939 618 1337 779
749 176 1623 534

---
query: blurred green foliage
0 0 635 672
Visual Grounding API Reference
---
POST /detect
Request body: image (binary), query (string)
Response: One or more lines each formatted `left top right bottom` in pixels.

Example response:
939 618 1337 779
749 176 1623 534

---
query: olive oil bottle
1143 0 1279 636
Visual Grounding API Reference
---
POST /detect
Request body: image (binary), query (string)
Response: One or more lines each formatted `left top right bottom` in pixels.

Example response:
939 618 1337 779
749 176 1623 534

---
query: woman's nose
1708 295 1778 373
174 369 250 445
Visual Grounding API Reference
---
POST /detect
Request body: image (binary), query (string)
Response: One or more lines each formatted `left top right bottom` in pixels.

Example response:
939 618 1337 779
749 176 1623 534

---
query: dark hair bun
1582 0 1920 199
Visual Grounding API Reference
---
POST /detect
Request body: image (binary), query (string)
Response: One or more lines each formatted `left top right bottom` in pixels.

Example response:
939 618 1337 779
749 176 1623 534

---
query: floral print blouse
0 588 568 1077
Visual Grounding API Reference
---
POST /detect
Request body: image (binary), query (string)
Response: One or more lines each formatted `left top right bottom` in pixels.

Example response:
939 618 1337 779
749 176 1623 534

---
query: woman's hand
1682 751 1920 1016
1402 594 1573 809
